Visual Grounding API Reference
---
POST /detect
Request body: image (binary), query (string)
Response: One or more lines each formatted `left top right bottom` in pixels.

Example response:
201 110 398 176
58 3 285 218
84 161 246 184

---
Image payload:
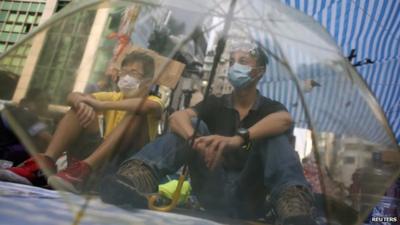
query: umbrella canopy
0 0 398 224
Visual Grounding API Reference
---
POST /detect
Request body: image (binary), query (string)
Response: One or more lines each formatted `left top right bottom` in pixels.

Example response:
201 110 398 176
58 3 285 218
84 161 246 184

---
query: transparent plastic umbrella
0 0 398 224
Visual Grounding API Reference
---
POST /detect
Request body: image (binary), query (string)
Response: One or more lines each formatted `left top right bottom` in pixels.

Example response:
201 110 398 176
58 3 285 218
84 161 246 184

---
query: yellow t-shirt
146 95 164 140
92 92 164 140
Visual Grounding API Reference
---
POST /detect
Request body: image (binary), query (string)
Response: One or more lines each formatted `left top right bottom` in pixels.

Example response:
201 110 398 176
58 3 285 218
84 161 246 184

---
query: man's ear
141 78 153 85
255 66 266 78
139 78 153 90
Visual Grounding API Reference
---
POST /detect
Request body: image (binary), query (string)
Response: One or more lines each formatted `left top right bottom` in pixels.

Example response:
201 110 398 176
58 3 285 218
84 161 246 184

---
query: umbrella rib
183 0 226 17
209 0 229 16
202 19 226 34
234 15 315 23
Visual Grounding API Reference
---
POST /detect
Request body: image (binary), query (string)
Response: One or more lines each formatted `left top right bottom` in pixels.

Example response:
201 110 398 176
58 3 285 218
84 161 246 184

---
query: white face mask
117 75 141 97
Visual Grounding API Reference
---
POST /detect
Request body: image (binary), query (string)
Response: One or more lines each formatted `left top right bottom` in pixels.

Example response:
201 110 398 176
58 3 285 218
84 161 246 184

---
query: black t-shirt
192 92 290 169
192 92 288 136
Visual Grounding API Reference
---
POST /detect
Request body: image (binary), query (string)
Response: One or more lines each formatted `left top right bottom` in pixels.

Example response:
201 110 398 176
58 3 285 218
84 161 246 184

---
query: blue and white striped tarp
279 0 400 144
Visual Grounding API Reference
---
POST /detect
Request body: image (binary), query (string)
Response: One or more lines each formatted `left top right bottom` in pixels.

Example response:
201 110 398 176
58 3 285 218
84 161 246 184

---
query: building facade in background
0 0 73 104
0 0 72 71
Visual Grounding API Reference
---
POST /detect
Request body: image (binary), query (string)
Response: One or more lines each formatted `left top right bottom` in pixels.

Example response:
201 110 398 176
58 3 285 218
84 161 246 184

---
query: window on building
28 10 96 105
56 0 72 12
0 0 46 76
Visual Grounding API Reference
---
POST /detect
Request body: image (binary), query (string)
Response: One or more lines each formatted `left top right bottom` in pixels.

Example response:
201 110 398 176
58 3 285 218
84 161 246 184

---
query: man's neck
233 86 258 109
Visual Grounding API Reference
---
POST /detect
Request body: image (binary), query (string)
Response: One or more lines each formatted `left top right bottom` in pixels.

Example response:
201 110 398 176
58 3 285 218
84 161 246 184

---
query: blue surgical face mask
228 63 254 89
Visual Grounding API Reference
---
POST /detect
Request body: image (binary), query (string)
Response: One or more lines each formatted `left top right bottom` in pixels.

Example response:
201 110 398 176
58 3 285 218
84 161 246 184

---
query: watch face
237 128 250 148
238 128 248 135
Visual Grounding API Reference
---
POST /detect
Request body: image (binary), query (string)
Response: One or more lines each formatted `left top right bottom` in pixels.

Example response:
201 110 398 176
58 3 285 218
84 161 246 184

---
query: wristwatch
236 128 250 149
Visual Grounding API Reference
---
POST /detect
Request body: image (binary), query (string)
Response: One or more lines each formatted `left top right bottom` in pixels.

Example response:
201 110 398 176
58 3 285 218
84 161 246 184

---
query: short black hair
121 52 155 78
229 39 269 68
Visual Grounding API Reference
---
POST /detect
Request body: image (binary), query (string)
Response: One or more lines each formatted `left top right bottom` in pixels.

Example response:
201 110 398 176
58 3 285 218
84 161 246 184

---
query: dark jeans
127 119 310 218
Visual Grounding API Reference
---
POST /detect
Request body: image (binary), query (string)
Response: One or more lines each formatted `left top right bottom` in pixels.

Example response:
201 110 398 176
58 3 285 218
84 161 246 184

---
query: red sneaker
3 154 56 186
47 160 92 193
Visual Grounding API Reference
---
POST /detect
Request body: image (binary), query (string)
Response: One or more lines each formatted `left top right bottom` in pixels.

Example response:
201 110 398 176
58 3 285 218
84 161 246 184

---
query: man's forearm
168 109 196 140
248 111 292 140
67 92 84 107
102 98 141 111
102 98 159 114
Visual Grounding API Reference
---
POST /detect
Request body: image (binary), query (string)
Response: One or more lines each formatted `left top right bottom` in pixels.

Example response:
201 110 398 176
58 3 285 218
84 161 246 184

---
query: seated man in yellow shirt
3 51 166 192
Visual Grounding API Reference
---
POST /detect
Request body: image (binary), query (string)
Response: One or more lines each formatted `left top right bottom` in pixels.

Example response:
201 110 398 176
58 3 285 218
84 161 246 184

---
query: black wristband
236 128 250 146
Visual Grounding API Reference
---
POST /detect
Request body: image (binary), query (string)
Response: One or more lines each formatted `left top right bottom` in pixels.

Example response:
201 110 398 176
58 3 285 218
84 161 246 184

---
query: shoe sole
0 169 32 185
99 176 152 207
47 175 80 194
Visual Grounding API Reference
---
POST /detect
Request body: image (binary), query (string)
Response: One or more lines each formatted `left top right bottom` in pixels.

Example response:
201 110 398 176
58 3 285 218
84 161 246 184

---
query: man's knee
254 134 301 170
255 134 293 153
268 134 292 145
65 109 99 133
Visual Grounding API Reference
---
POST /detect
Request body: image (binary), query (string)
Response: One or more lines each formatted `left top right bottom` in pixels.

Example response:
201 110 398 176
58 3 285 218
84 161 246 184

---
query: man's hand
81 97 105 111
193 135 244 170
76 102 96 128
67 92 97 128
